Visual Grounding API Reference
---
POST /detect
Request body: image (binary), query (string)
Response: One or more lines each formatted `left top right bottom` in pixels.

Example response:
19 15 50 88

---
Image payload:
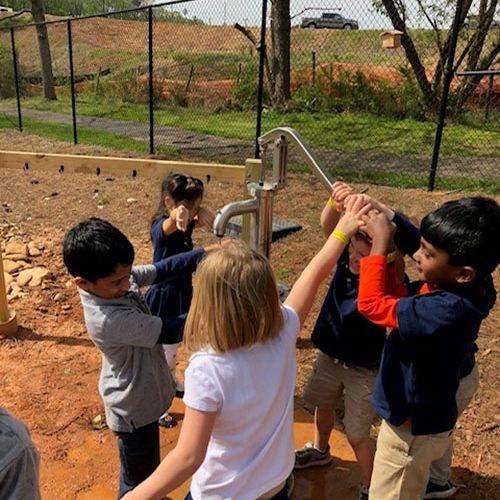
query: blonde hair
184 241 283 353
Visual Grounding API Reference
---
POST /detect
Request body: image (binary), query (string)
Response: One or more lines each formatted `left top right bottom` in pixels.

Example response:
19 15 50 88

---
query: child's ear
164 196 175 210
74 276 90 291
455 266 476 284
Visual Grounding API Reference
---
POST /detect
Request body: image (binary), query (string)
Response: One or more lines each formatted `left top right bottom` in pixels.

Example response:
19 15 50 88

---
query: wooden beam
0 151 246 184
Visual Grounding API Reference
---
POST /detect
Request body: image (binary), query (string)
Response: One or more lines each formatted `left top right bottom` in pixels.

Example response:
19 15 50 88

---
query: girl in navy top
145 173 214 427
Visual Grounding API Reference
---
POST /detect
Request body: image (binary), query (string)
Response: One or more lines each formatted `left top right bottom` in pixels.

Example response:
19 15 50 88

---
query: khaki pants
429 364 479 485
369 420 453 500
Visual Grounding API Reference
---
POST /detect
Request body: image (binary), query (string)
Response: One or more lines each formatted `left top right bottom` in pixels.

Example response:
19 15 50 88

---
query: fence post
148 6 154 155
427 0 464 191
10 27 22 132
312 50 316 86
67 20 78 145
255 0 269 159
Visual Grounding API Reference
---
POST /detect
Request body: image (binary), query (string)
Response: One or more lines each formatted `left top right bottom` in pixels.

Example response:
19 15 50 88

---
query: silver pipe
213 197 259 238
258 127 333 192
255 186 274 257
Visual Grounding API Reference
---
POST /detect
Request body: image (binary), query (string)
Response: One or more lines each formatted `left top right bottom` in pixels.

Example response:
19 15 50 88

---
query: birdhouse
381 30 403 49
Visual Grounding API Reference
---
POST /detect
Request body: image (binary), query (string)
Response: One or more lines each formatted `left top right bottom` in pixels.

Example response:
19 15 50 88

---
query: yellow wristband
387 250 397 264
328 197 336 210
331 229 349 246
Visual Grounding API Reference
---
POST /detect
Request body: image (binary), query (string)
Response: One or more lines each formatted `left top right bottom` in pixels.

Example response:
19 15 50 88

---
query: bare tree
270 0 291 108
378 0 499 114
234 0 291 109
30 0 56 100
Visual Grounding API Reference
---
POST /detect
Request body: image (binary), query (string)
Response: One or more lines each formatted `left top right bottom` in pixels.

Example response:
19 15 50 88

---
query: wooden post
241 158 263 244
0 245 17 336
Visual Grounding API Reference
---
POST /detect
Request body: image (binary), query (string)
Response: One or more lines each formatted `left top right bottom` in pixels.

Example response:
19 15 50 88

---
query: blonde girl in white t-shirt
123 196 370 500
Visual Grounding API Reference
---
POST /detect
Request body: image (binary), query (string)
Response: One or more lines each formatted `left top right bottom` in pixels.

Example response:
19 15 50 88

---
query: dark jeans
114 421 160 499
184 481 289 500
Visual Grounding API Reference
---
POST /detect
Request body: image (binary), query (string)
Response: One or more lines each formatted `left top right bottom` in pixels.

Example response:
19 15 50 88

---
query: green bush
0 42 24 98
231 67 267 110
86 70 166 107
290 65 426 120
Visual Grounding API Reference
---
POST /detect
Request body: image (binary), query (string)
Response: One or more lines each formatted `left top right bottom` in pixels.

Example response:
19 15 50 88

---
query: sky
154 0 472 30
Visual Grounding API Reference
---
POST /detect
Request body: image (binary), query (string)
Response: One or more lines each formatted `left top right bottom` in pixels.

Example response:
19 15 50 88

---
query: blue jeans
115 421 160 498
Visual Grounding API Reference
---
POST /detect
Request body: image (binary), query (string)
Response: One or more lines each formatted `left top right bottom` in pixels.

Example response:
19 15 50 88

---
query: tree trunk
381 0 438 111
270 0 291 108
30 0 56 100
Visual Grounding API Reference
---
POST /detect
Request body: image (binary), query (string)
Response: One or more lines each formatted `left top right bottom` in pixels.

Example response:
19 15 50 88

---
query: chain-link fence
0 1 498 192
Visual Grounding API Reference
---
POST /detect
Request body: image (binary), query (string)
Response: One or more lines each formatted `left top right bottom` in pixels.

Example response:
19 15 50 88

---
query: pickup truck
301 12 359 30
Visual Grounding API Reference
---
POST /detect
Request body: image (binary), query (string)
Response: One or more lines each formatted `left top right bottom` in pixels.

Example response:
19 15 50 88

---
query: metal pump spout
213 127 333 259
213 197 259 238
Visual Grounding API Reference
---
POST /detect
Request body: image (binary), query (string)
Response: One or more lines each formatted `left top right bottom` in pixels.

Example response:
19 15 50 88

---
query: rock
127 198 138 204
6 254 29 262
28 243 41 257
3 260 23 274
17 267 50 287
4 241 28 258
3 272 13 285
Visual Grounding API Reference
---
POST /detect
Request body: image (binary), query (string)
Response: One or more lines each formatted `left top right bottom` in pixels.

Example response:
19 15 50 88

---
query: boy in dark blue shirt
357 197 499 500
295 183 419 500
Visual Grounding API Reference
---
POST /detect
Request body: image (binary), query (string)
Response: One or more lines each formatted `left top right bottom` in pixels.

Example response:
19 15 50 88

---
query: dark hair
151 172 204 226
420 197 500 277
63 217 135 281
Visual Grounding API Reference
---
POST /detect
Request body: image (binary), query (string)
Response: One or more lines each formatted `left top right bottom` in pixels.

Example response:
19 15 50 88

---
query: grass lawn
1 97 498 194
7 96 500 159
0 113 179 157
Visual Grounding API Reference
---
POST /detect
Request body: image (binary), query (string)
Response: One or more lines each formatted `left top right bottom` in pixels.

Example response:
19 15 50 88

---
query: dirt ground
0 131 499 499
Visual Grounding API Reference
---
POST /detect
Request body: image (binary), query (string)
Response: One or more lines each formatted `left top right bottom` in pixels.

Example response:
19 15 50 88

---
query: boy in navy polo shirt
295 183 419 500
357 197 499 500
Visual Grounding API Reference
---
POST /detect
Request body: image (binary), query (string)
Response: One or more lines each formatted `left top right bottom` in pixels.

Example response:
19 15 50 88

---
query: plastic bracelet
328 197 336 210
387 250 397 264
331 229 349 246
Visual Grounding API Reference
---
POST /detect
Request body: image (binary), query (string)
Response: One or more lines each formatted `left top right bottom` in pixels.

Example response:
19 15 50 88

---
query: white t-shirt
183 305 300 500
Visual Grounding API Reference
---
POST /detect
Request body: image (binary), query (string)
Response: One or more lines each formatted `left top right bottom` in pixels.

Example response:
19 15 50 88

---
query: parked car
0 6 13 13
301 12 359 30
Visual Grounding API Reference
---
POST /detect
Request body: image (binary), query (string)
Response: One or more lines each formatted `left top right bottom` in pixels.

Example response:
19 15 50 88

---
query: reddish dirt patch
0 131 499 499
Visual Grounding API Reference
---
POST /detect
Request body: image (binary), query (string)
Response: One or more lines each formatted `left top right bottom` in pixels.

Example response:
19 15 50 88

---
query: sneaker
158 412 177 428
294 442 333 469
358 485 369 500
423 481 458 499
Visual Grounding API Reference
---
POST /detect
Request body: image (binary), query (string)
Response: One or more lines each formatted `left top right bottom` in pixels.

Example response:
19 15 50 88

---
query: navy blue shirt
145 216 196 319
372 279 496 435
311 212 419 370
311 250 386 369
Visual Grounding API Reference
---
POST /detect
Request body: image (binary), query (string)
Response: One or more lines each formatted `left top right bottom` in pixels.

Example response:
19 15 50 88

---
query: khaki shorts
302 351 377 438
370 420 453 500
